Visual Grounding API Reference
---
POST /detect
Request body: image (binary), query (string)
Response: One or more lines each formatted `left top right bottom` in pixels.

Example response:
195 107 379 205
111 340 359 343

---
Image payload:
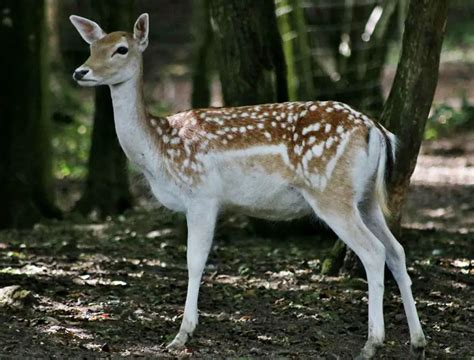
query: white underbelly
216 170 312 221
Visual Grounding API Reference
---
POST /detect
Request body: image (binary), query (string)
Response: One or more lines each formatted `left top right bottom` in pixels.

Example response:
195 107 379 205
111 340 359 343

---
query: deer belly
222 175 312 221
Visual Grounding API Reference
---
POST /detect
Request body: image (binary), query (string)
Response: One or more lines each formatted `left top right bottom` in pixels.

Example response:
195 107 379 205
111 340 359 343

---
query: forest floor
0 133 473 359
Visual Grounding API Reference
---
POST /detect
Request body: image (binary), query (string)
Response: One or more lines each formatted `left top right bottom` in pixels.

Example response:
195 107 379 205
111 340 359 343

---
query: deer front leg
167 201 218 350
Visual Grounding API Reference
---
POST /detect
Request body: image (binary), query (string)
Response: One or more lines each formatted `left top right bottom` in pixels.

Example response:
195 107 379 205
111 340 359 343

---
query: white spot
216 130 226 135
264 132 272 140
247 125 255 130
302 123 321 135
293 133 299 141
326 137 334 149
257 123 265 129
239 127 247 133
325 124 332 133
162 135 170 144
312 143 324 157
232 127 238 132
242 112 249 117
199 113 206 119
300 110 308 118
227 134 234 140
281 113 287 118
222 139 228 145
156 127 163 135
310 105 317 111
326 107 334 113
336 125 344 134
171 137 181 145
271 122 277 127
150 119 157 127
308 136 316 145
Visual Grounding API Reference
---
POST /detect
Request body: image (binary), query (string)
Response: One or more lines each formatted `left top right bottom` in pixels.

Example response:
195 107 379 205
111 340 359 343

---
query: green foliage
426 95 474 140
50 77 94 180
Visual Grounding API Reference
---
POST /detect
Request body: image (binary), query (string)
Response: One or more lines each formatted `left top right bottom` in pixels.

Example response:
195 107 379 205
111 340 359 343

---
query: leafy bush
426 95 474 139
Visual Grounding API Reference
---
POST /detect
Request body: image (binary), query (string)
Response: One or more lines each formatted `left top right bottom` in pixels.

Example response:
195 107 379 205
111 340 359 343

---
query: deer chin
76 79 100 87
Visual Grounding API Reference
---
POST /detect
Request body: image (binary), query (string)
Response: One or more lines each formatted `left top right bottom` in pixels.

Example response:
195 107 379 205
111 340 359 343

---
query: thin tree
191 0 213 108
0 0 60 229
277 0 399 115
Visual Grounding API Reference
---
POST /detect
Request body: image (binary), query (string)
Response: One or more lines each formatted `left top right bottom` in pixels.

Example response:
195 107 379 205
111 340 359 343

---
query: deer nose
73 69 89 80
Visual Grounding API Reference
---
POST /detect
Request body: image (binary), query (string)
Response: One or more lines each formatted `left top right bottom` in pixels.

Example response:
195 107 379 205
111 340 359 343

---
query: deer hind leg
303 193 386 359
360 199 426 357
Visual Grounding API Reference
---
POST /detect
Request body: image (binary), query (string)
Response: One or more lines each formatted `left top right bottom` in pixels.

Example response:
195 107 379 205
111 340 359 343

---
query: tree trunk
381 0 448 232
0 0 60 229
324 0 448 276
276 0 315 101
74 0 134 217
209 0 288 106
191 0 213 108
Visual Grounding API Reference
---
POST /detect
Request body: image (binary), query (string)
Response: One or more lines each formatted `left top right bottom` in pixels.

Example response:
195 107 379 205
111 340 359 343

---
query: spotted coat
146 101 375 189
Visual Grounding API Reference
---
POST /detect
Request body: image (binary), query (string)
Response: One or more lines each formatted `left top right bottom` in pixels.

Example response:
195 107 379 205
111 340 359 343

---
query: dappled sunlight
0 207 472 357
403 132 474 233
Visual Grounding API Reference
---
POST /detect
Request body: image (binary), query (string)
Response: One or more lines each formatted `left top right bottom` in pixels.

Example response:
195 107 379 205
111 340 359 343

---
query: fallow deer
70 13 426 359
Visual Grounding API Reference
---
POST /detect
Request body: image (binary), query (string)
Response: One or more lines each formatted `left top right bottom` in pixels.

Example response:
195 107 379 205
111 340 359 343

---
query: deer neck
109 64 164 175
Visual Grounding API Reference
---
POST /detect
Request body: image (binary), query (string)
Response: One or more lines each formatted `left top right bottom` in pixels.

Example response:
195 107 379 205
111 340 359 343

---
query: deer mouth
77 79 99 86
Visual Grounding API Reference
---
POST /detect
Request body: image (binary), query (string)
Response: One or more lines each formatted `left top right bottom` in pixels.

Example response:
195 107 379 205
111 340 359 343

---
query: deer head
70 13 149 86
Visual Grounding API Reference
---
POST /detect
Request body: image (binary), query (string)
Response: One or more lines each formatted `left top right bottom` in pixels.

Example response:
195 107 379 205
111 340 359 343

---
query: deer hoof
355 341 382 360
410 344 426 359
166 332 188 351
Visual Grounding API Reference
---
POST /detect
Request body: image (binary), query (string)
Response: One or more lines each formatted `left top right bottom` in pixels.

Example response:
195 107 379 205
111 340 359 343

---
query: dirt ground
0 131 473 359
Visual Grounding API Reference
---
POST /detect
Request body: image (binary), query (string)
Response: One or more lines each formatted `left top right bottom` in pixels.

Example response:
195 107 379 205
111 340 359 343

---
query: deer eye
114 46 129 56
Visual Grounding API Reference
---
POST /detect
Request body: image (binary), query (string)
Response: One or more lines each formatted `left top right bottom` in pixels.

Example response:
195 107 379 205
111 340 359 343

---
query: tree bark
0 0 60 229
210 0 288 106
74 0 134 217
381 0 448 232
191 0 213 108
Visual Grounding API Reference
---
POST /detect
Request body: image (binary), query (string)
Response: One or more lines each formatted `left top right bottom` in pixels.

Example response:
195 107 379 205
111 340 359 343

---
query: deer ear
134 13 149 51
70 15 106 44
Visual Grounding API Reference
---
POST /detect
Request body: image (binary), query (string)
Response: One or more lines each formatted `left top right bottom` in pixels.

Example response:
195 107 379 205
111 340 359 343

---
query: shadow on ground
0 206 472 359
